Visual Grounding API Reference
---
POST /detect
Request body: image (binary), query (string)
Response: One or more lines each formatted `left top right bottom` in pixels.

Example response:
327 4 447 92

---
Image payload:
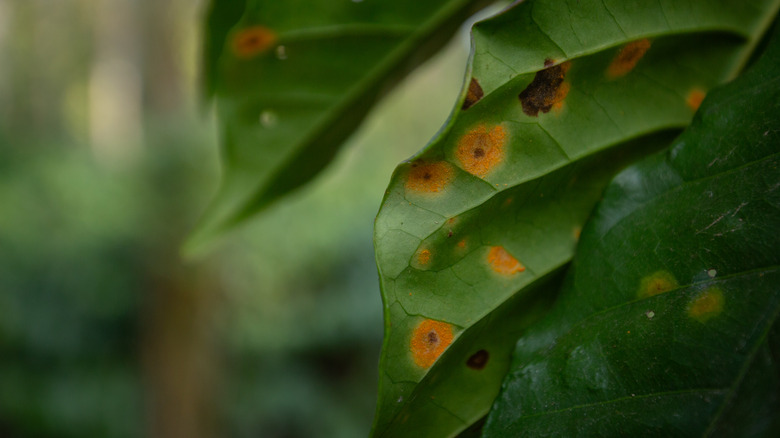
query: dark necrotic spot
518 58 571 116
427 331 439 344
466 349 489 370
462 77 484 110
473 147 485 158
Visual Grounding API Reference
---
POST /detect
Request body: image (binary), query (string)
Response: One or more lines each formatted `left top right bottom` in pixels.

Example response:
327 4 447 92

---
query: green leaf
484 21 780 437
372 1 780 436
187 0 494 251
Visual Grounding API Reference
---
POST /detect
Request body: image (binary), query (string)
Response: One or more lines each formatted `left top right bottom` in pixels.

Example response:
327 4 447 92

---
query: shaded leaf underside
372 0 780 437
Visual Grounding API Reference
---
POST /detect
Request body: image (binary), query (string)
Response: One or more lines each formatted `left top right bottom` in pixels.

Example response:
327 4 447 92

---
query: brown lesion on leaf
410 319 454 368
466 349 489 370
607 39 651 79
638 270 678 298
405 161 454 193
231 26 277 58
687 287 724 323
519 59 572 116
487 246 525 275
686 88 706 111
462 78 484 110
456 124 507 178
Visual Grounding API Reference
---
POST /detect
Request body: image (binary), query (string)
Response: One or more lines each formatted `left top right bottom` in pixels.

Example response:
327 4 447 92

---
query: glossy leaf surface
484 23 780 437
189 0 493 249
372 0 780 436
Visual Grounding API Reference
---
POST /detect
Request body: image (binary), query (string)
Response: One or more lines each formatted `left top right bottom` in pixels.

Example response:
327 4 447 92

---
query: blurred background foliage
0 0 478 437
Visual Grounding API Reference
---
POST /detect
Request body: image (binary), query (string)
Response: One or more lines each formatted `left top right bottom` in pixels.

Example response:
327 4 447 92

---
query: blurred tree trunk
139 0 187 113
142 264 217 438
137 1 218 437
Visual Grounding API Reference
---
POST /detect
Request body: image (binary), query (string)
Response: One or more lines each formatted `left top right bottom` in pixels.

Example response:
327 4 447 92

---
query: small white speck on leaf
260 110 278 127
275 45 287 60
645 310 655 319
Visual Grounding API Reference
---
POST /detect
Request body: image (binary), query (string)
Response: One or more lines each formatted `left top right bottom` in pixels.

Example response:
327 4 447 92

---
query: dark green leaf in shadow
202 0 246 101
187 0 494 251
373 0 780 436
484 21 780 437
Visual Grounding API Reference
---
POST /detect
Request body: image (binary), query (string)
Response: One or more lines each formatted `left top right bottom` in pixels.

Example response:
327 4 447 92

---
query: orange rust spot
552 82 571 111
638 270 678 298
456 124 507 178
487 246 525 275
417 248 432 266
448 217 457 225
688 287 724 323
410 319 454 368
231 26 277 58
462 77 484 110
457 239 467 249
519 60 571 116
607 39 651 79
405 161 454 193
687 89 706 111
572 226 582 241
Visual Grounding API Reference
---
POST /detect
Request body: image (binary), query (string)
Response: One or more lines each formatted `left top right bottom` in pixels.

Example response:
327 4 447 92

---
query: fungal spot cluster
687 89 706 111
519 59 571 116
405 161 454 193
487 246 525 275
607 39 651 78
462 78 484 110
456 124 507 178
638 270 678 298
410 319 454 368
232 26 277 58
687 287 724 323
466 349 489 370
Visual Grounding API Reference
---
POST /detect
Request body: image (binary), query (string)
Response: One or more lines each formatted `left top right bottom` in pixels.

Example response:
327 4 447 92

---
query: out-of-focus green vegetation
0 1 474 437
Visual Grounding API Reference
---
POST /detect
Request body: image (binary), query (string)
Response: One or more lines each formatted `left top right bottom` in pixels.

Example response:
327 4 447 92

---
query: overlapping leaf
372 1 780 436
484 24 780 436
188 0 493 250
